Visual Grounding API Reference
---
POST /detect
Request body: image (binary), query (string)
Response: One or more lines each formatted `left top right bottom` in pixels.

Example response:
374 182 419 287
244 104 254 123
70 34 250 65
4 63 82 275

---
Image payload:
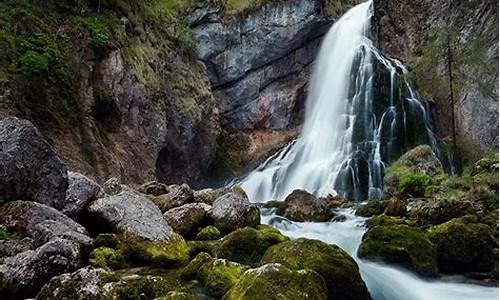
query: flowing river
240 1 499 299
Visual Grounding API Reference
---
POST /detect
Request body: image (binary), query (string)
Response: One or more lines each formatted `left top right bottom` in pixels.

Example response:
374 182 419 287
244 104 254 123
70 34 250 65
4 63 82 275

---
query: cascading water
239 1 498 299
240 0 443 203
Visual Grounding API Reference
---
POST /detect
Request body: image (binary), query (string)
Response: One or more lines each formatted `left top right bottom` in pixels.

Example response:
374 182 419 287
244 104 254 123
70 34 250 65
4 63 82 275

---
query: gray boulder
88 191 173 240
163 203 211 237
102 177 122 195
0 238 82 299
152 184 195 212
0 201 91 248
276 190 335 222
137 181 169 196
36 266 107 300
0 238 34 262
63 171 105 219
0 117 68 208
209 192 260 233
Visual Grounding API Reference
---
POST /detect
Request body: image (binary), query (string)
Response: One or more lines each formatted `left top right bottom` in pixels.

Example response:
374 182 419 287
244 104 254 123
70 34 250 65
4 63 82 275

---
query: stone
408 198 477 225
0 201 91 248
88 191 173 241
224 263 328 300
261 238 370 300
137 181 169 196
355 201 386 217
0 117 68 208
384 198 407 216
194 188 224 205
163 203 212 237
36 266 108 300
218 225 289 266
103 177 122 195
0 238 82 299
427 216 497 274
151 184 195 212
195 225 222 241
0 238 34 261
277 190 335 222
155 291 199 300
358 224 437 276
198 258 249 298
209 192 260 233
63 171 105 219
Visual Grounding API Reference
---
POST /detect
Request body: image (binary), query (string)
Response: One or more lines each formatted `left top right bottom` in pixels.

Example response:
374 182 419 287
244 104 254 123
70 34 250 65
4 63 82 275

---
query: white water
239 0 499 299
261 208 499 300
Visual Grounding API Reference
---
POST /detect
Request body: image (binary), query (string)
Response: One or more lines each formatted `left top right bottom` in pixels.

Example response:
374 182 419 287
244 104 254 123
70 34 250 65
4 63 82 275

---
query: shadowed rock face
373 0 499 153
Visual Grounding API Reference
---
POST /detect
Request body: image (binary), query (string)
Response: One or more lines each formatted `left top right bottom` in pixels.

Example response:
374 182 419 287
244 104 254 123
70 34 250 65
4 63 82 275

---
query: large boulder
408 198 476 225
224 263 328 300
0 201 91 248
63 171 105 219
0 117 68 208
163 203 212 237
261 238 370 300
137 181 169 196
218 225 289 266
355 200 387 217
36 266 108 300
0 238 83 299
276 190 335 222
358 224 437 276
208 192 260 233
383 198 407 216
88 191 173 240
427 216 497 274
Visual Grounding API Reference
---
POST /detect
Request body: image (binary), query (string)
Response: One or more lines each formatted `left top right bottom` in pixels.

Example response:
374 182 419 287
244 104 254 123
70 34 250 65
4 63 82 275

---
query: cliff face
373 0 499 156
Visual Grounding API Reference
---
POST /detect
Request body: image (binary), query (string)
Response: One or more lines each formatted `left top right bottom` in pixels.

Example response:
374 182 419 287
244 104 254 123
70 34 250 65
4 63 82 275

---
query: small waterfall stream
239 1 499 299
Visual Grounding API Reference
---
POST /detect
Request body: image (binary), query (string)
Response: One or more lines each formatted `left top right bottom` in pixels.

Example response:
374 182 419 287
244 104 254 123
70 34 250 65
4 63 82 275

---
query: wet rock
358 224 437 276
427 216 497 275
318 194 348 210
261 238 370 300
0 201 91 248
137 181 169 196
209 192 260 233
408 198 476 225
163 203 211 237
36 266 108 300
331 215 347 222
151 184 195 212
88 191 174 240
219 225 289 266
277 190 335 222
0 238 83 299
224 263 328 300
63 171 105 219
383 198 407 216
355 200 386 217
0 117 68 208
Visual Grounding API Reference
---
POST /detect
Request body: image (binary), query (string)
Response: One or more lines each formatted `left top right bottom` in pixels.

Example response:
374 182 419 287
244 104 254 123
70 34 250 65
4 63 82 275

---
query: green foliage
89 246 128 269
75 16 110 48
397 172 431 198
18 50 48 75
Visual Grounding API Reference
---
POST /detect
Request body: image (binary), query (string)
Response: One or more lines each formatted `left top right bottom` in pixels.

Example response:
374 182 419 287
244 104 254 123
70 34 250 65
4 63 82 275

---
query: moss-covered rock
187 240 221 258
219 225 289 266
426 216 497 274
383 198 407 216
261 238 370 300
154 291 199 300
89 246 128 269
224 263 328 300
408 198 476 225
195 225 221 241
358 224 437 276
367 215 409 228
355 200 386 217
198 258 249 298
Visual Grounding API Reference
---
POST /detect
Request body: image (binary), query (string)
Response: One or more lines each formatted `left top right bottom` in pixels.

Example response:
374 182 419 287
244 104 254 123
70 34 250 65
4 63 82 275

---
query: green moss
427 216 497 274
355 201 386 217
367 215 408 228
195 226 221 241
181 252 213 279
198 258 249 298
224 263 328 300
261 238 370 300
397 172 431 198
74 16 110 48
89 247 128 269
187 240 221 258
155 291 199 300
358 224 437 276
218 226 289 266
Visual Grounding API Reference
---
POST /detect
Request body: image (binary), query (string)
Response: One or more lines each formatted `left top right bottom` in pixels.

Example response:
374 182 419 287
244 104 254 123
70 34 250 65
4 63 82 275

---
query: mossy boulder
367 215 408 228
355 200 386 217
187 240 221 258
224 263 328 300
155 291 199 300
198 258 249 298
276 190 335 222
261 238 370 300
358 224 437 276
218 225 289 266
208 192 260 233
383 198 407 216
195 225 221 241
408 198 476 225
426 216 497 274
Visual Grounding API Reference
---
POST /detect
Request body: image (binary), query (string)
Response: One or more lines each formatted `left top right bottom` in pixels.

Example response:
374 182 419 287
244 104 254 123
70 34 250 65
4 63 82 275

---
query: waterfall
240 0 443 202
